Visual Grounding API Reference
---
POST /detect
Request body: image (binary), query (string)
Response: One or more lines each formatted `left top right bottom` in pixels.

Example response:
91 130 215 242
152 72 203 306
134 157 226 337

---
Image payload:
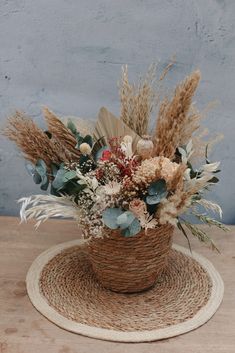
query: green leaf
147 179 167 205
51 164 59 178
209 176 219 184
102 208 123 230
62 170 77 182
67 120 77 135
116 211 135 229
83 135 93 148
40 175 49 191
146 194 166 205
35 159 47 178
52 169 67 190
122 218 141 237
148 179 167 196
33 171 42 184
61 181 84 196
75 134 84 149
52 169 77 190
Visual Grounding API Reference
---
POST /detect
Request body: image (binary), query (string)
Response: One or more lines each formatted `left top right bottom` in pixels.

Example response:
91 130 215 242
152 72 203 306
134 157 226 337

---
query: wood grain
0 216 234 353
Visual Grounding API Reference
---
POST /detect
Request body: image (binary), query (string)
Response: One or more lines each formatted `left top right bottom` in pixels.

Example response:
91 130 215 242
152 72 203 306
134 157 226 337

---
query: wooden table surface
0 216 234 353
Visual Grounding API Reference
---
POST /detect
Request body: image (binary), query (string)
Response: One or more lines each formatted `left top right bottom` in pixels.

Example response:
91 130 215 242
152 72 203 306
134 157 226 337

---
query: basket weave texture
87 224 174 293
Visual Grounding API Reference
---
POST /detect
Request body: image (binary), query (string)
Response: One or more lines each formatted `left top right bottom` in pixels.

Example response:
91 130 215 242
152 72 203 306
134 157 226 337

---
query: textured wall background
0 0 234 223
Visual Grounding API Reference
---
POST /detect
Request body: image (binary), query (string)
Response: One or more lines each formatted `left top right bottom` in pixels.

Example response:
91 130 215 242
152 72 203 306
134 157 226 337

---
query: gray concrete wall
0 0 234 223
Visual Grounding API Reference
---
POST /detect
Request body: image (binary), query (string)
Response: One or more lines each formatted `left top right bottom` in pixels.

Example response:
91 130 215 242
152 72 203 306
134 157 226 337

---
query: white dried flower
79 142 92 155
123 135 133 144
103 181 121 195
121 135 133 158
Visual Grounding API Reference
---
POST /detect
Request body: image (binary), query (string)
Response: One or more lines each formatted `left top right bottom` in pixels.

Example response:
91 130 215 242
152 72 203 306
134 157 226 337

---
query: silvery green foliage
102 208 141 236
146 179 168 205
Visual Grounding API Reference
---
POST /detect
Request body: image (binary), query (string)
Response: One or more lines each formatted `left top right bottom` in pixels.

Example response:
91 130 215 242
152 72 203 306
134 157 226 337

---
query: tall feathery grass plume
2 111 64 167
153 70 201 160
43 107 80 159
18 194 81 229
119 65 156 136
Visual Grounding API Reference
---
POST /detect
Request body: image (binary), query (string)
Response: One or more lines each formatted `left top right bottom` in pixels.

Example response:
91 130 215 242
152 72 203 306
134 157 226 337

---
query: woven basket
87 224 174 293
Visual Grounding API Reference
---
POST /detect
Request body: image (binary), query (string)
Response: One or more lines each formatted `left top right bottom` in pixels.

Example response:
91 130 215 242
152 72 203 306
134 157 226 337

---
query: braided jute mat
26 239 224 342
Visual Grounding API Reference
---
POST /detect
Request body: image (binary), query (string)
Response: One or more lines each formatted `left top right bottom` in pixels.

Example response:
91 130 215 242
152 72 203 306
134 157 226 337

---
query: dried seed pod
136 135 154 159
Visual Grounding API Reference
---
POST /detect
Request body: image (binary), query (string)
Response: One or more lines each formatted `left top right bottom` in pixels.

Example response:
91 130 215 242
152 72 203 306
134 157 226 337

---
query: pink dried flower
129 198 147 217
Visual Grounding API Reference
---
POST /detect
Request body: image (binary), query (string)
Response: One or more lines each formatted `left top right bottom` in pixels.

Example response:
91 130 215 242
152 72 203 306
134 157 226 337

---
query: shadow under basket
87 224 174 293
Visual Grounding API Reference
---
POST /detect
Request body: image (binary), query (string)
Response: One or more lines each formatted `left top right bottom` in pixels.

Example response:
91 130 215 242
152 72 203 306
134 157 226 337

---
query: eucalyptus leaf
148 179 167 196
40 176 49 191
35 159 47 178
33 171 42 184
51 163 59 178
146 194 165 205
62 170 77 182
75 134 84 149
122 218 141 237
116 211 135 229
67 120 77 135
102 208 123 230
52 169 77 190
52 169 67 190
83 135 93 148
25 161 35 176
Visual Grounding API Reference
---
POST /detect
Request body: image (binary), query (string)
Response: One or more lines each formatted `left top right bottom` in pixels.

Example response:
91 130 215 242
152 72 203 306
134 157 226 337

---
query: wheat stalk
43 107 80 159
2 111 63 167
119 65 156 136
153 70 201 159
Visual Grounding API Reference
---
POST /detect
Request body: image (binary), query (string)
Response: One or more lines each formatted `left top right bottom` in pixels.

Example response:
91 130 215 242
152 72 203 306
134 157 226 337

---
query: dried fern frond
43 107 80 158
153 70 201 159
119 65 156 136
18 194 81 228
2 111 62 167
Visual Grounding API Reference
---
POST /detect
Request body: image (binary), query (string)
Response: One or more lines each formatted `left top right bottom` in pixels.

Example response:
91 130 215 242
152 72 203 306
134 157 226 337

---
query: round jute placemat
26 239 224 342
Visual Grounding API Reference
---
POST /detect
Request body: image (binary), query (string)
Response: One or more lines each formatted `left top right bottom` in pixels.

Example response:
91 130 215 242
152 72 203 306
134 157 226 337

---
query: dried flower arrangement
3 67 229 252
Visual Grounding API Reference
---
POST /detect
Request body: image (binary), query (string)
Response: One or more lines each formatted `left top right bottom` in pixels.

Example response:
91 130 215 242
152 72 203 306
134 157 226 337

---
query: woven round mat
26 239 224 342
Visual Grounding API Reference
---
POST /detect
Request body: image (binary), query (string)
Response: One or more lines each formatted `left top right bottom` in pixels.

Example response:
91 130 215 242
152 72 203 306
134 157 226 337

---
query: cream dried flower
129 198 158 232
79 142 92 155
133 156 179 186
103 181 121 195
120 135 133 158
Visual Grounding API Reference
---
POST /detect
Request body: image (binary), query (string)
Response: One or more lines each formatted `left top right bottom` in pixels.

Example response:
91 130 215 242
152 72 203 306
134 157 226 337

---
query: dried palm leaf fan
93 107 141 150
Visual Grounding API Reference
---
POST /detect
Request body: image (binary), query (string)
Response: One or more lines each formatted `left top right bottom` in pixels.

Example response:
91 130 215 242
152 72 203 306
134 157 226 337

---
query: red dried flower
100 150 112 161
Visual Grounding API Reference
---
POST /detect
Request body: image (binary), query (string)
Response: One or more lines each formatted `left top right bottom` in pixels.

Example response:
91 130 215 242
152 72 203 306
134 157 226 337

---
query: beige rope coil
26 239 224 342
87 224 174 293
